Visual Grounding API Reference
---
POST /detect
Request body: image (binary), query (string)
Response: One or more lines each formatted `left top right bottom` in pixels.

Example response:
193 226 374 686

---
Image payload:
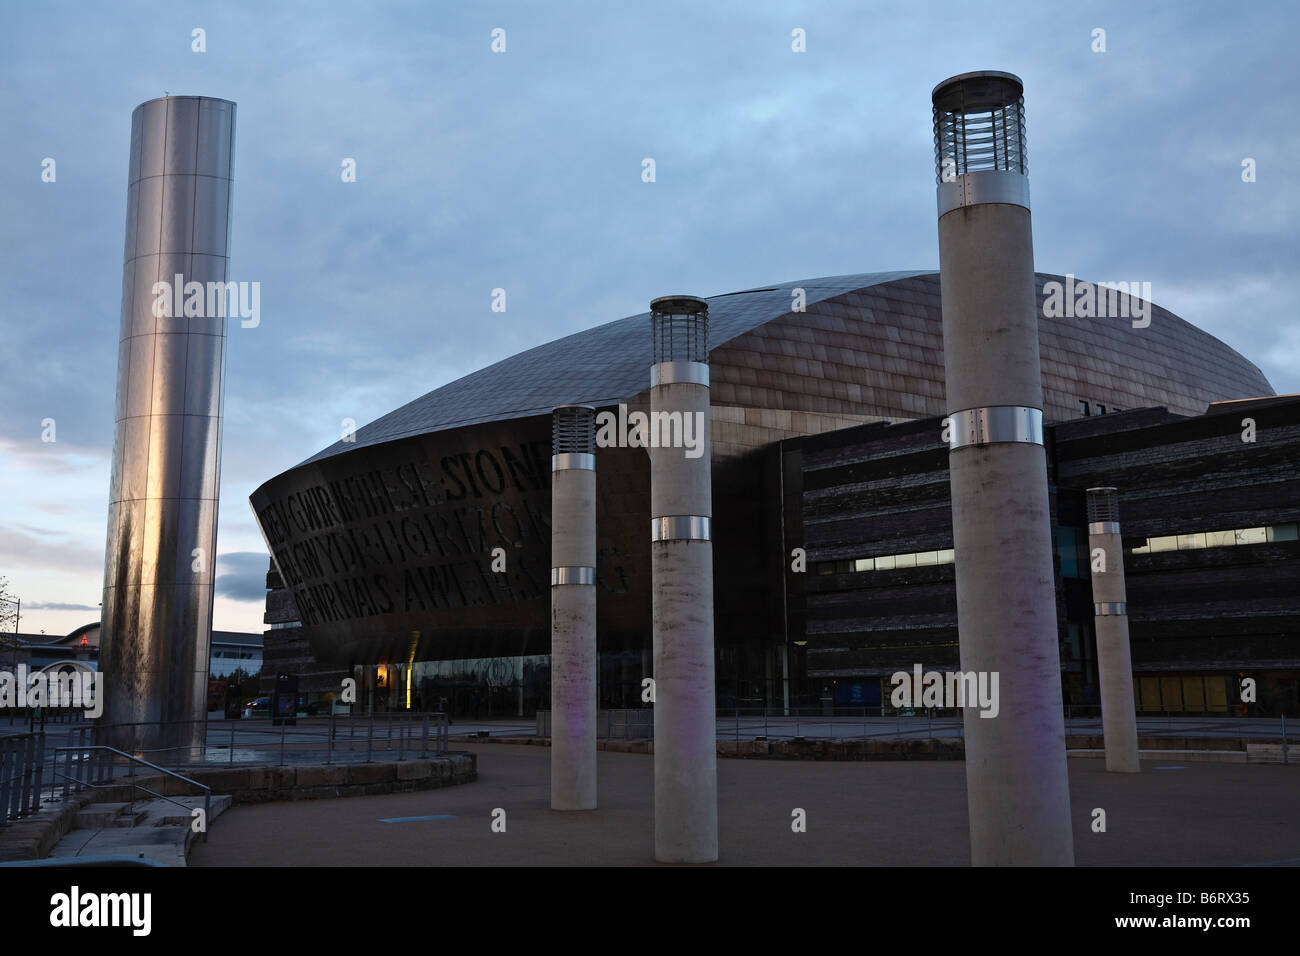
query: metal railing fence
51 744 212 842
0 711 454 822
0 733 44 822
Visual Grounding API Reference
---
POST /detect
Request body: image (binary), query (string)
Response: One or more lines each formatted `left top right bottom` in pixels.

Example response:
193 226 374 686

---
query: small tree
225 666 263 702
0 579 18 725
0 577 19 660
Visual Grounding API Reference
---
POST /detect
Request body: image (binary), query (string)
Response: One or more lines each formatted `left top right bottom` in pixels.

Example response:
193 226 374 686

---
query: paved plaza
189 743 1300 867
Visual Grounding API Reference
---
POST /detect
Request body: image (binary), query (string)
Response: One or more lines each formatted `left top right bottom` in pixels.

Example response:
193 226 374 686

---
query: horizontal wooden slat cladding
799 416 952 562
1128 546 1300 607
1057 403 1300 671
784 396 1300 682
1058 449 1300 538
263 587 299 625
792 418 961 676
807 638 961 676
1130 633 1298 671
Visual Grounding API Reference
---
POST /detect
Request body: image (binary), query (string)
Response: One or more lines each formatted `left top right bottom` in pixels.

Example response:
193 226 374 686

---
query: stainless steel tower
550 404 598 810
932 72 1074 865
1086 487 1141 773
99 96 237 756
649 295 717 864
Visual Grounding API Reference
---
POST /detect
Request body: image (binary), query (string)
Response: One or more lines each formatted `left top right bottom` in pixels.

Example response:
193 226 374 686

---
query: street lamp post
1 597 19 725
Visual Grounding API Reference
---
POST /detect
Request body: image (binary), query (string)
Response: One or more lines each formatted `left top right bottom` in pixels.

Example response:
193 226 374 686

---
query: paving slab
189 743 1300 867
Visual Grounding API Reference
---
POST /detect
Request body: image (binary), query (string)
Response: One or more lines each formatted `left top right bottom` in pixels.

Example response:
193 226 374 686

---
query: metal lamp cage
552 405 596 456
932 72 1027 184
650 296 709 365
1086 486 1121 525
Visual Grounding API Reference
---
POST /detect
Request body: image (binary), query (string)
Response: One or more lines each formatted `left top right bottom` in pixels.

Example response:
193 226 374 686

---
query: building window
1054 526 1088 578
1096 404 1107 414
1269 524 1299 542
1130 523 1299 554
809 548 956 576
1079 400 1090 416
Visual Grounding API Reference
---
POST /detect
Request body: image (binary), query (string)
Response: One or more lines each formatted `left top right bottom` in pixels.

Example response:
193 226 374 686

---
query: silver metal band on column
946 405 1043 449
937 169 1031 217
552 453 595 472
651 361 709 388
1094 602 1127 617
1088 522 1121 536
651 515 711 542
551 566 595 586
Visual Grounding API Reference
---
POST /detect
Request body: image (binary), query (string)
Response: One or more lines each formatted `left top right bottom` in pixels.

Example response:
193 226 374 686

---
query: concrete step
49 795 232 867
1246 744 1294 765
146 794 232 828
74 803 140 829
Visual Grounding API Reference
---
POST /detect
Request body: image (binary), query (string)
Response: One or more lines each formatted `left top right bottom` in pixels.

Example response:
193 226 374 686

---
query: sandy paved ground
190 744 1300 866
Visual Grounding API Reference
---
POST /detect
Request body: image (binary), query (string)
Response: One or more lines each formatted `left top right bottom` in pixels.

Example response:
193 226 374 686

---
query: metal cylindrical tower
550 404 598 810
933 72 1074 865
649 295 717 864
99 96 237 756
1086 487 1140 773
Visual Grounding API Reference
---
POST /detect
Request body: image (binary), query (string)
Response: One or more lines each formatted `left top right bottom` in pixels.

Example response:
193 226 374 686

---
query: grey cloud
23 601 99 612
215 551 271 602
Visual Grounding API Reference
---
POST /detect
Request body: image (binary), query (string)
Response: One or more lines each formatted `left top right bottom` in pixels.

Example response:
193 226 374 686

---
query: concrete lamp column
649 294 718 864
933 71 1075 866
551 405 598 810
1086 486 1141 773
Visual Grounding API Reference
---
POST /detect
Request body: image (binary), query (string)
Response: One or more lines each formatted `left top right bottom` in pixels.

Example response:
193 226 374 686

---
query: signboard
272 673 299 725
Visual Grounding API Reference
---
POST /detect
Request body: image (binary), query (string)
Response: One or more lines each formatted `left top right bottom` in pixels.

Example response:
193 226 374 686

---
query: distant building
7 624 100 671
208 631 264 679
5 623 260 683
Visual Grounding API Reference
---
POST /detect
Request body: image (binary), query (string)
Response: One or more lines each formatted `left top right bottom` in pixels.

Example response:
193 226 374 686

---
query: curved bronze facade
251 418 653 668
251 272 1273 672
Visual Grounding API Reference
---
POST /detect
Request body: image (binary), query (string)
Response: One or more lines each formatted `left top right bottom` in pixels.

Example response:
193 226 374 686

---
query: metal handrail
50 770 201 816
54 745 211 842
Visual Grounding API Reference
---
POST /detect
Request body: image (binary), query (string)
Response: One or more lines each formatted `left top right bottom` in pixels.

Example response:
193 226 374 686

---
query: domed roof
296 269 1272 468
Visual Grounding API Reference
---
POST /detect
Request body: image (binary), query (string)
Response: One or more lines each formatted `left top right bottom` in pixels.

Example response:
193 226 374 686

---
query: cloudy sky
1 0 1295 637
